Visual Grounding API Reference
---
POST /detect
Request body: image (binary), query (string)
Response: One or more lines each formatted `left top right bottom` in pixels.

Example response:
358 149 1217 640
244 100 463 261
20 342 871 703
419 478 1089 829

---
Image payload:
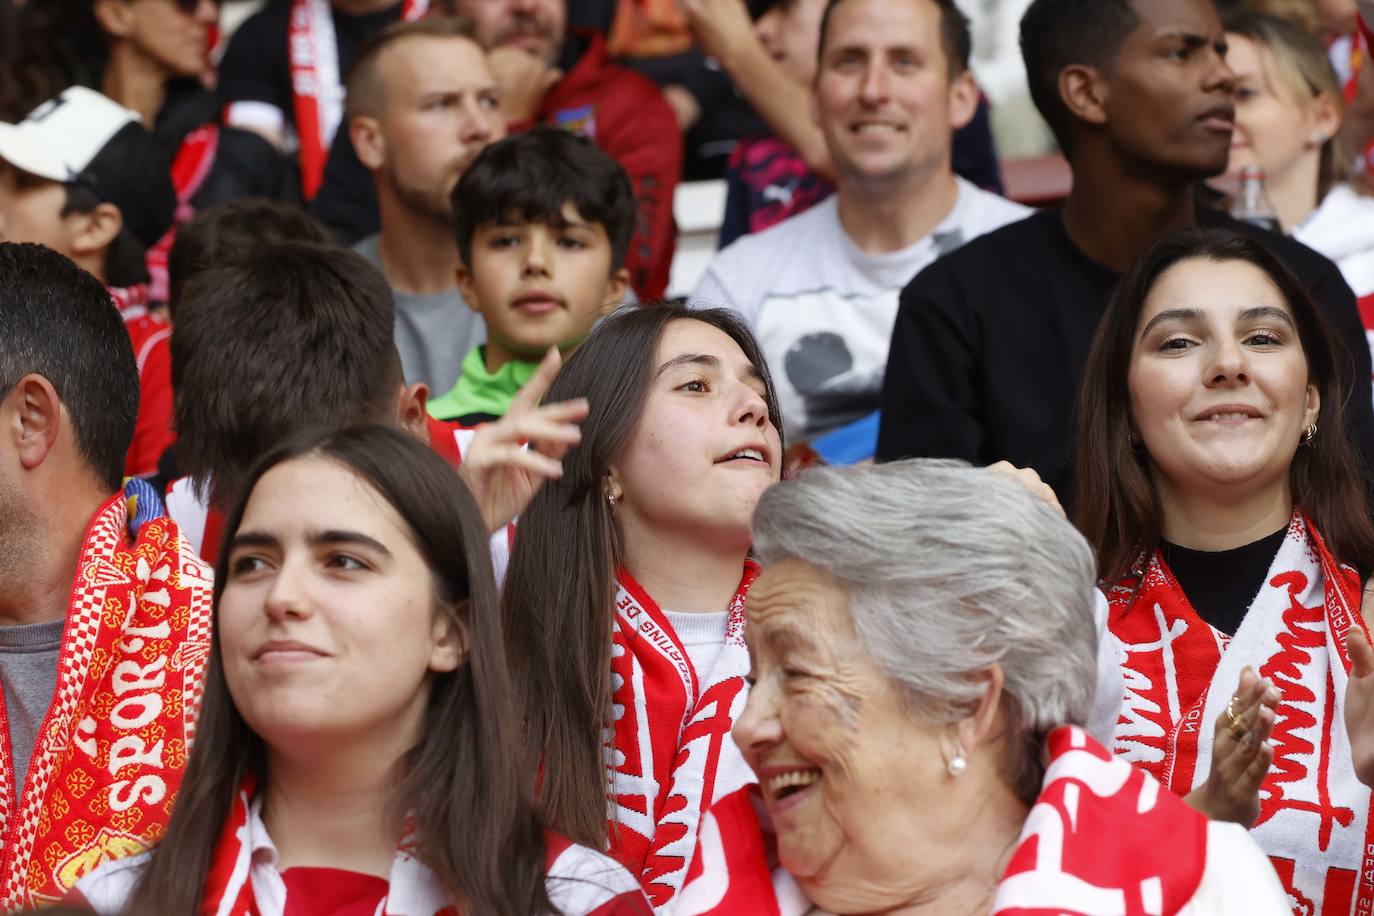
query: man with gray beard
348 18 502 393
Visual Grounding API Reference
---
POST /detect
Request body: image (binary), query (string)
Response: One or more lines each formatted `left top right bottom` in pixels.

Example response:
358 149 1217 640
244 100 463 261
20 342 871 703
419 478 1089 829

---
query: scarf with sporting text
680 727 1215 916
0 486 213 908
1108 511 1374 914
197 779 652 915
608 562 761 910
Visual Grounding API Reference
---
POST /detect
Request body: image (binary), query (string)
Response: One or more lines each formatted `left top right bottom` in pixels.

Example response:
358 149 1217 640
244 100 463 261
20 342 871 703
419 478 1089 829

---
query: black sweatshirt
877 206 1374 501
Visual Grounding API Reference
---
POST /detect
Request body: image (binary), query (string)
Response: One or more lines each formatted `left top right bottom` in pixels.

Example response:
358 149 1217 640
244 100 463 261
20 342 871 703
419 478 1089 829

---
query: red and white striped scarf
1108 512 1374 914
186 779 650 915
288 0 427 199
607 562 761 910
0 489 213 908
108 283 151 320
146 125 221 303
683 727 1216 916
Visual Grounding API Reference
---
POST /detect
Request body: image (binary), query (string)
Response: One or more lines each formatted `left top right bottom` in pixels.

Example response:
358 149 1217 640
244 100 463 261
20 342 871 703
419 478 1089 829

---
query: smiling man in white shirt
692 0 1026 443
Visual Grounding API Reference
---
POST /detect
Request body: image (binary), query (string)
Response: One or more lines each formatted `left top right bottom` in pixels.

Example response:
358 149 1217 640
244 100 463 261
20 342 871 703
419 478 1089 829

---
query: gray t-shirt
354 235 486 394
0 618 63 793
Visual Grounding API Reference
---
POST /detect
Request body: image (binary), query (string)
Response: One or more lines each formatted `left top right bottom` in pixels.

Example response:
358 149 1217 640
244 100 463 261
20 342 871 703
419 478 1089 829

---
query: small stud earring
948 754 967 776
607 491 617 506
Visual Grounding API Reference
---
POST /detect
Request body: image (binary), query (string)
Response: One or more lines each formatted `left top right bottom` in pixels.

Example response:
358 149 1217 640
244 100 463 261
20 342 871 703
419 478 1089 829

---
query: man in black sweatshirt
877 0 1374 499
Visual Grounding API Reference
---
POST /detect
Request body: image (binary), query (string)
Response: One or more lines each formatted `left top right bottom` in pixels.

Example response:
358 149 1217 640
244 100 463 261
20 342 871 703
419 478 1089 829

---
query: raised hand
458 348 587 534
1185 666 1279 826
679 0 757 68
1345 624 1374 788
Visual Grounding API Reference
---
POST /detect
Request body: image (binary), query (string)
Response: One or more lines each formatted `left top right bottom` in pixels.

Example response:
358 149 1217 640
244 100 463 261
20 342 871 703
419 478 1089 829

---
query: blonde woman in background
1225 8 1374 317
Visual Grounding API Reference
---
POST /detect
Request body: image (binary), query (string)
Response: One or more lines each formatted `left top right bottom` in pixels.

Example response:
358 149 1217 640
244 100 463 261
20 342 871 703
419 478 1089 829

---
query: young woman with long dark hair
72 425 649 915
503 304 784 909
1073 227 1374 914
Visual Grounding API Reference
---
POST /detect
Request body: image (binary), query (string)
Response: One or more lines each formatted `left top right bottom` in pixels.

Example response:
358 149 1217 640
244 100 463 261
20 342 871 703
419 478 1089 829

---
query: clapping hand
1185 666 1279 826
1345 625 1374 788
458 348 587 534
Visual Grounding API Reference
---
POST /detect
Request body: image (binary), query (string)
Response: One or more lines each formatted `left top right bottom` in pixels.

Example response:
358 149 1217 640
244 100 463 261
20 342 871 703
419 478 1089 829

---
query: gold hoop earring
1303 422 1318 446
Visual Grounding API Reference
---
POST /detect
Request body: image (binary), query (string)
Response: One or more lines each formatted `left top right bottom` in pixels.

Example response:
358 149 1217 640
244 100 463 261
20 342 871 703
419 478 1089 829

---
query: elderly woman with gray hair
714 460 1288 915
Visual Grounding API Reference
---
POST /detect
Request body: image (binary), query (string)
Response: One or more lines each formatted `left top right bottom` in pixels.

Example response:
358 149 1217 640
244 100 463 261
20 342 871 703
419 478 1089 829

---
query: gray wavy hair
750 459 1099 802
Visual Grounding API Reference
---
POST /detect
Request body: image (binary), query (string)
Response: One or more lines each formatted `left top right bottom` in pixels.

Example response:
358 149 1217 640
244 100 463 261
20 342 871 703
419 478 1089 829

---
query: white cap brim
0 122 70 184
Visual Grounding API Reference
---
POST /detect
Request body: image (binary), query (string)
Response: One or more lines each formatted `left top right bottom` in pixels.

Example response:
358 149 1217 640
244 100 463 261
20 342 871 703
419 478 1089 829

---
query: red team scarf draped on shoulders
175 778 652 915
607 560 768 910
288 0 427 199
695 726 1216 915
0 486 212 907
1108 511 1374 914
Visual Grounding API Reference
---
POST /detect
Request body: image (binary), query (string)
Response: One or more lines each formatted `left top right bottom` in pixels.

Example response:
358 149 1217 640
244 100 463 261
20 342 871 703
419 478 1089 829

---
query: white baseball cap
0 87 177 247
0 87 139 183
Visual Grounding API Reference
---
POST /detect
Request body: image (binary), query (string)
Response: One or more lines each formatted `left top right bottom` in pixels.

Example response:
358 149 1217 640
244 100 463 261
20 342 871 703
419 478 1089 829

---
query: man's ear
65 203 123 261
456 261 482 314
600 267 630 315
1060 63 1110 130
3 375 64 473
350 116 387 171
92 0 136 38
947 69 979 132
396 381 430 437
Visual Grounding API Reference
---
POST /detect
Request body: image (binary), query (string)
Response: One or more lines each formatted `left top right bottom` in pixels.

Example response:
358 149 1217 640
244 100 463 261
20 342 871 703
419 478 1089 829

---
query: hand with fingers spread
985 461 1065 518
458 348 587 534
1185 666 1280 826
1345 625 1374 788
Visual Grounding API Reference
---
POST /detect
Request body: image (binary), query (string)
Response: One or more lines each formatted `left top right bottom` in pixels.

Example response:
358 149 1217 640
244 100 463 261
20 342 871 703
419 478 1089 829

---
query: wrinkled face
455 0 566 65
0 164 72 254
379 36 505 223
124 0 217 78
756 0 826 86
1128 257 1319 499
812 0 971 187
459 202 625 359
1226 34 1324 185
219 457 460 754
1099 0 1236 178
611 319 783 553
734 559 952 911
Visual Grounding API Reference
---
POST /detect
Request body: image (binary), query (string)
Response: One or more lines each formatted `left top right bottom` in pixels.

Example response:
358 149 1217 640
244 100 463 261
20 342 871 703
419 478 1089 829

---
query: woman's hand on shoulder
986 461 1065 518
1184 666 1279 827
458 348 588 534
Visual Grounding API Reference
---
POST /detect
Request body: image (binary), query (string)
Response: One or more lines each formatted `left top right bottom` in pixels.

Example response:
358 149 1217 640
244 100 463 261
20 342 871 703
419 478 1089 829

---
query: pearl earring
948 754 968 776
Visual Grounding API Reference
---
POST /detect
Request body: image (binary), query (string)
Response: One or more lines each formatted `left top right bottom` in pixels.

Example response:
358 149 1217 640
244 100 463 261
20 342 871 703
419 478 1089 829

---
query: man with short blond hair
348 19 500 393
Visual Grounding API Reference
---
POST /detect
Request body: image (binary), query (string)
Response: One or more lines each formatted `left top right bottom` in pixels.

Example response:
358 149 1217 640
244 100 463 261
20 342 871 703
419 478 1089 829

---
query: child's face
459 202 628 360
0 163 73 255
